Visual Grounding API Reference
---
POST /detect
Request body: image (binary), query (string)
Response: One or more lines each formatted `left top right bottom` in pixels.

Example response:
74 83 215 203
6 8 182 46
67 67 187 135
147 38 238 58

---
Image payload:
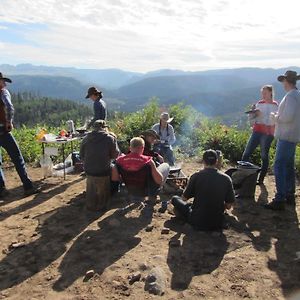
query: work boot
286 195 296 206
0 188 9 199
24 185 41 197
264 200 285 211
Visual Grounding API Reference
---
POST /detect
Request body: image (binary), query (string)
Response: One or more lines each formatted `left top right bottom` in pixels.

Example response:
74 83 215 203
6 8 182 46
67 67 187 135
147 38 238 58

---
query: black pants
171 196 224 231
171 196 192 221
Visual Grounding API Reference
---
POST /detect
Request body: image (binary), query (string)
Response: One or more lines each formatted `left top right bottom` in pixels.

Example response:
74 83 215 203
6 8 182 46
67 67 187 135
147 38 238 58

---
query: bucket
226 161 261 198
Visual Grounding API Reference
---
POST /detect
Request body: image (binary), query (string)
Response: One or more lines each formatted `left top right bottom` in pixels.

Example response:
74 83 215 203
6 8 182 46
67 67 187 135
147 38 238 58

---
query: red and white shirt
116 152 152 171
251 100 278 136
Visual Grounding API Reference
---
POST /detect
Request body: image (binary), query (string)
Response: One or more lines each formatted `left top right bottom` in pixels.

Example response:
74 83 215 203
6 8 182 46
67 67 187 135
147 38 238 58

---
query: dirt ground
0 162 299 300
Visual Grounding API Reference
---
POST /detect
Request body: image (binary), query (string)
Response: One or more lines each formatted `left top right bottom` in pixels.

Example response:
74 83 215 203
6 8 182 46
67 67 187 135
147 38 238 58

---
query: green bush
1 100 299 177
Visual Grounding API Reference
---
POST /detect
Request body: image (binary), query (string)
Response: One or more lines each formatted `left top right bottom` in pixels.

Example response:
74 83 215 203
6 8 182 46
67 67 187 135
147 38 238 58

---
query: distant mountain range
1 64 299 120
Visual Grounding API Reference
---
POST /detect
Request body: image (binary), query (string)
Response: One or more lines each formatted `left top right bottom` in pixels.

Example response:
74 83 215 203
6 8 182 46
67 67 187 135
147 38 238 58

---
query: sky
0 0 300 72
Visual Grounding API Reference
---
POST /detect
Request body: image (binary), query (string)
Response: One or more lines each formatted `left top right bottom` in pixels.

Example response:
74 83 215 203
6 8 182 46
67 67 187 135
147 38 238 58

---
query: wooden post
86 175 111 211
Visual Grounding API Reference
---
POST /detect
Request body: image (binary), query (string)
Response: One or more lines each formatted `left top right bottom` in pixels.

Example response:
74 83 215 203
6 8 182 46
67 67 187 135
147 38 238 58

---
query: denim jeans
154 144 175 166
242 131 274 181
274 139 296 202
0 132 33 190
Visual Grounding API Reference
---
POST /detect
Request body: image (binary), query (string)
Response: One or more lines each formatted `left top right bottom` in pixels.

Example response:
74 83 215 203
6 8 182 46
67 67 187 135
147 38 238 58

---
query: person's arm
111 165 120 181
149 160 163 185
225 177 235 210
182 174 196 201
1 90 14 131
166 125 176 145
110 138 120 159
102 101 107 120
79 138 86 161
276 94 297 124
87 101 105 128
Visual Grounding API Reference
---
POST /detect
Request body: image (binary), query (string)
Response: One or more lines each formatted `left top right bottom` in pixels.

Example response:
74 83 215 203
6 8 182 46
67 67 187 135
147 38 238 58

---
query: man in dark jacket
80 120 119 176
0 72 40 197
85 86 107 129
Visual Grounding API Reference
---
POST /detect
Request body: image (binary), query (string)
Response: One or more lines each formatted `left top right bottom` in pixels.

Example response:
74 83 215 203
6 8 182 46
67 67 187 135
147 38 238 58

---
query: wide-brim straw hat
160 112 173 123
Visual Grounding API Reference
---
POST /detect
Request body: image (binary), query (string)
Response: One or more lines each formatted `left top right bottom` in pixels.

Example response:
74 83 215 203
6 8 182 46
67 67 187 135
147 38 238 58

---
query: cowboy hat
141 129 160 139
277 70 300 82
85 86 102 99
0 72 12 83
160 112 173 123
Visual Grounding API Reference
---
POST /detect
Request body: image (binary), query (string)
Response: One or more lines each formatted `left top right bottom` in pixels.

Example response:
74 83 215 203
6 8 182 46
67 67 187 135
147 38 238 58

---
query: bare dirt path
0 162 299 300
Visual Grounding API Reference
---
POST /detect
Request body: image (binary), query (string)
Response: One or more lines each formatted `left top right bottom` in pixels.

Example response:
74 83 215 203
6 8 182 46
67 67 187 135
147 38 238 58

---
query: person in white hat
152 112 176 166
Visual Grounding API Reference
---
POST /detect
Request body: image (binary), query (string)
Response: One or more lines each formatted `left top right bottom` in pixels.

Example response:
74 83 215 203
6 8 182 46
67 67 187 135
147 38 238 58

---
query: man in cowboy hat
152 112 176 166
140 129 164 165
85 86 107 129
0 72 40 197
265 70 300 210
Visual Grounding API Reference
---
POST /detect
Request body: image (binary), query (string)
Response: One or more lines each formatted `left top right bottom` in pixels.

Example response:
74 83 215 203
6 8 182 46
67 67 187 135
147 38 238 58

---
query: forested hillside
11 93 93 127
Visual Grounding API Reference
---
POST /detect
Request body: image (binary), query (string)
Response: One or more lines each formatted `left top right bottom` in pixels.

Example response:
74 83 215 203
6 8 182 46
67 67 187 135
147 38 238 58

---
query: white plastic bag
40 154 53 178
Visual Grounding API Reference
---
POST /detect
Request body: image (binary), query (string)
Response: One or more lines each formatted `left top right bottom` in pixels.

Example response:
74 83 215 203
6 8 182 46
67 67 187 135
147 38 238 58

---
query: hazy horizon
1 0 300 72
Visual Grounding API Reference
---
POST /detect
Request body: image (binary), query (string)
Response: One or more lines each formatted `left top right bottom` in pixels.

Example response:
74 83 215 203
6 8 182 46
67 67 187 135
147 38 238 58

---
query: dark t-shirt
183 168 235 230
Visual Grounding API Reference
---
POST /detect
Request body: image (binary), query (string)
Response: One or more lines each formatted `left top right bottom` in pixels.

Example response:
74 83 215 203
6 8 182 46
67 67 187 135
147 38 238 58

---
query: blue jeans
155 144 175 166
0 133 33 190
242 131 273 181
274 139 296 202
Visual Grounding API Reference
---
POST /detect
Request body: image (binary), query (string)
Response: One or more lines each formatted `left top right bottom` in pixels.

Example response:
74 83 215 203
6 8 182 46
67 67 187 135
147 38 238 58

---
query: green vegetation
12 92 92 127
1 99 300 175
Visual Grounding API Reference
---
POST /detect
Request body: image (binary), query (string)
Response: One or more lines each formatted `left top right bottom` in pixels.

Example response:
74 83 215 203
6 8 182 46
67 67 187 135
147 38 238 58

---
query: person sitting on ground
171 149 235 231
80 120 119 211
152 112 176 166
112 137 170 200
85 86 107 129
140 129 164 166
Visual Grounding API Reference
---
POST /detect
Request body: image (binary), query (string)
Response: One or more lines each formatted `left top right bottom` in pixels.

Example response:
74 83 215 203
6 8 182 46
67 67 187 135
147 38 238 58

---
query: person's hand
255 109 262 117
270 112 277 123
6 121 13 132
225 203 233 210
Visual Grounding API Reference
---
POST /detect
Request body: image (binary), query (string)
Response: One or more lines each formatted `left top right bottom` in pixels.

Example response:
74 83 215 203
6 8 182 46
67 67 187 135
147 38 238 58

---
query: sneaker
0 188 9 198
264 200 285 211
24 186 41 197
286 195 296 206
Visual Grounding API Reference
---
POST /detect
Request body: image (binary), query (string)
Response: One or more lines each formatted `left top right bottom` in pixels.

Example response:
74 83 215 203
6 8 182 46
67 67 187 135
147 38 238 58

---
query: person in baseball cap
171 149 235 231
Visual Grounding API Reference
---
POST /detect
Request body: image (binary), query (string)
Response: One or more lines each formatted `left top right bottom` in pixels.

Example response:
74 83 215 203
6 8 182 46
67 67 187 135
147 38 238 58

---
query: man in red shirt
112 137 169 199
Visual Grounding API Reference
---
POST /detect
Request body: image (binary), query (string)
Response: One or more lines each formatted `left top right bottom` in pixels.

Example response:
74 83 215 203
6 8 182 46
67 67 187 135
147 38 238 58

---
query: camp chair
116 163 152 202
